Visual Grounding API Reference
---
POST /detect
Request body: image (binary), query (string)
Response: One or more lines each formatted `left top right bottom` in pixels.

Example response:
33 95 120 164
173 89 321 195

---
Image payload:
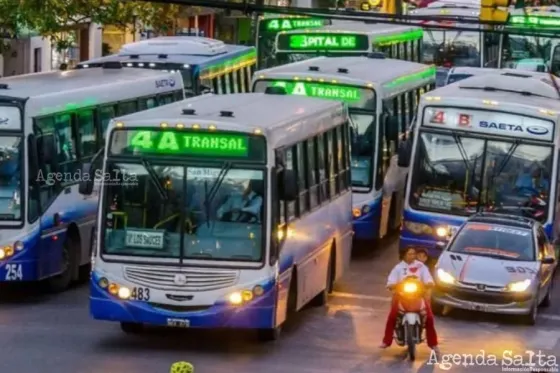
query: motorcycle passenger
380 247 439 353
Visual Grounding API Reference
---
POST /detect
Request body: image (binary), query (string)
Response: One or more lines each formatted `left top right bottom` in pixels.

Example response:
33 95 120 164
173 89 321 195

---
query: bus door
550 42 560 76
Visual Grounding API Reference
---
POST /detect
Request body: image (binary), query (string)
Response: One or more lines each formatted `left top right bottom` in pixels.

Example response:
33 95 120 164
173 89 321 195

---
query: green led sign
126 131 249 157
272 81 361 102
509 15 560 27
276 33 370 52
264 18 329 31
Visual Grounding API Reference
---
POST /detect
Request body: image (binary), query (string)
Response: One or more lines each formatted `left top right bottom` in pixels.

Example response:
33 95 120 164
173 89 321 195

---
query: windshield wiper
202 162 232 227
141 158 168 201
486 140 520 194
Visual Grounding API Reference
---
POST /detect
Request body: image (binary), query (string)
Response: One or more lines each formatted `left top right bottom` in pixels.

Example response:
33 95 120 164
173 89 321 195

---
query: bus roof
110 93 346 149
254 56 435 97
77 36 255 69
422 72 560 111
448 67 499 75
0 67 178 100
280 21 422 39
410 6 480 18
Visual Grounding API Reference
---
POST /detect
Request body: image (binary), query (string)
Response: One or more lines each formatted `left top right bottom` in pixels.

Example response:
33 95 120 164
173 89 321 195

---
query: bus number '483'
131 287 150 301
5 264 23 280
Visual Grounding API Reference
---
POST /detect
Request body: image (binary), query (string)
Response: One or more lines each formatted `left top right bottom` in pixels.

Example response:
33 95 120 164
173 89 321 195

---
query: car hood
438 252 537 287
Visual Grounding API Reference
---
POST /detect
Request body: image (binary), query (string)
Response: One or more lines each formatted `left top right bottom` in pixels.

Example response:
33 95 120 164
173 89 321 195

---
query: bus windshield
350 112 375 188
102 162 265 262
409 131 553 221
502 34 554 72
423 26 481 67
0 135 22 221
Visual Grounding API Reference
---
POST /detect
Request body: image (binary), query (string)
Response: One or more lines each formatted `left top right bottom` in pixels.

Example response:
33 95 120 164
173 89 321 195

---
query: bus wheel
47 235 78 293
120 322 144 334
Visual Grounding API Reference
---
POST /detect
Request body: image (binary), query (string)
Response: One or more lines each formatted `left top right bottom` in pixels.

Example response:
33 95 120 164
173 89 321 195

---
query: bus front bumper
89 279 276 329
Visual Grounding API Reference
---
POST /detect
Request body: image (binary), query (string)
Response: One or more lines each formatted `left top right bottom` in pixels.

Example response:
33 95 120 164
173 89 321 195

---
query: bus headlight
227 286 265 305
103 280 131 300
118 287 131 300
0 241 23 259
352 205 371 219
435 226 449 238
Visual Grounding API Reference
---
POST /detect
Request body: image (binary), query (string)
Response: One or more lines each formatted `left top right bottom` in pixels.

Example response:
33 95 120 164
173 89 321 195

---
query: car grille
124 266 239 291
445 288 532 304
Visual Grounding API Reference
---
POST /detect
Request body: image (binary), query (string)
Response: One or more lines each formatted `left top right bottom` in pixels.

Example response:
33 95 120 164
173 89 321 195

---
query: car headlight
437 268 455 284
507 279 531 292
404 221 433 235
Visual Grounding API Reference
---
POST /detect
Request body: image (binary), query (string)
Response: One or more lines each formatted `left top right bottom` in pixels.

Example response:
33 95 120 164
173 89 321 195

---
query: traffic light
480 0 511 23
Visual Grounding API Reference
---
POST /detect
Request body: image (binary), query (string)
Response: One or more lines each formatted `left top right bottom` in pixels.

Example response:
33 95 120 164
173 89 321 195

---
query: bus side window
231 71 239 93
99 105 115 140
117 100 137 116
284 146 296 220
376 115 386 191
326 129 337 197
139 96 157 111
76 109 96 162
238 69 246 92
54 113 77 174
297 141 309 215
335 126 344 193
307 139 319 209
316 133 328 203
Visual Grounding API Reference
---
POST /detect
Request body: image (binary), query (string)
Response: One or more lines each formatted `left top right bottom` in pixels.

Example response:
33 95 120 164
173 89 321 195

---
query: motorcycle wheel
405 322 416 361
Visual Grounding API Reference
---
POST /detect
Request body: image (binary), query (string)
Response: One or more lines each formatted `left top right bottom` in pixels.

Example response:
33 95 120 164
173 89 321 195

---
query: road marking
330 291 391 302
539 313 560 321
527 330 560 349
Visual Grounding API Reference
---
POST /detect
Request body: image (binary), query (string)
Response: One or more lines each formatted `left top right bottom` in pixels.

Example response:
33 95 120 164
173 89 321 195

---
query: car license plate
167 318 190 328
469 302 488 311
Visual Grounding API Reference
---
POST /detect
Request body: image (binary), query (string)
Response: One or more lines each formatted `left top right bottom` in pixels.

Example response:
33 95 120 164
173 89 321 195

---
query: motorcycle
393 276 426 361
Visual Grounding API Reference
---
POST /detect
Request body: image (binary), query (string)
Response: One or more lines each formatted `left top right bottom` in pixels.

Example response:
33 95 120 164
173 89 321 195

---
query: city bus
81 92 353 340
501 6 560 75
77 36 256 96
257 14 332 69
271 22 424 68
409 2 501 69
252 56 436 243
398 71 560 258
0 66 184 290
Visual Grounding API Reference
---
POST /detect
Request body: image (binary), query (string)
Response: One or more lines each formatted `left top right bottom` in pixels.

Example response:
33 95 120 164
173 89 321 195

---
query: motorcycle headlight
507 279 531 292
403 282 418 293
436 268 456 285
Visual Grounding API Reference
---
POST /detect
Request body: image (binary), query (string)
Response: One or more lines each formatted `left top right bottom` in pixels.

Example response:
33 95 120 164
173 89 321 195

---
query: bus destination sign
264 18 330 31
276 33 370 52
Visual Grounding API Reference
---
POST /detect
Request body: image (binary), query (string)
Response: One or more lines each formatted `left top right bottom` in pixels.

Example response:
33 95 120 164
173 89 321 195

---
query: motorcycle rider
380 247 439 353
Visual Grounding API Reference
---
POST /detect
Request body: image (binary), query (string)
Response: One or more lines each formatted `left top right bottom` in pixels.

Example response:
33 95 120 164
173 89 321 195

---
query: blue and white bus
0 66 183 290
81 92 353 340
252 56 436 242
399 71 560 258
77 36 256 96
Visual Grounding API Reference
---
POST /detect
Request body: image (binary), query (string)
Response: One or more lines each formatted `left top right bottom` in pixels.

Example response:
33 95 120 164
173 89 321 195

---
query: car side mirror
542 257 555 265
397 140 412 168
279 169 297 201
37 133 57 165
435 242 446 251
78 162 94 195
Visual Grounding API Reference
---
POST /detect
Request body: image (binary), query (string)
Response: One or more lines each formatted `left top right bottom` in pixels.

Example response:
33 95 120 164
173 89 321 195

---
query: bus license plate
167 318 190 328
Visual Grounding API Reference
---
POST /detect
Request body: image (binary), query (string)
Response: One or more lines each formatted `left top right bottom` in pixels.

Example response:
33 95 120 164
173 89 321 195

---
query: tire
46 235 78 293
120 322 143 334
521 301 538 326
257 327 281 341
310 250 334 307
540 284 552 308
405 322 416 361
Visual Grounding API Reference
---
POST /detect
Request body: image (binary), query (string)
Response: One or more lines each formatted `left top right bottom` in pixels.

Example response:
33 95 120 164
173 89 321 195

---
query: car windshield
349 111 375 189
450 223 534 261
102 162 265 262
409 131 553 220
423 26 481 67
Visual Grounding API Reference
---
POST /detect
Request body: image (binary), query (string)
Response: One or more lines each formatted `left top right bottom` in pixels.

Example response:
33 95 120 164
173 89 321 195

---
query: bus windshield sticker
276 33 370 52
125 229 165 250
417 189 464 211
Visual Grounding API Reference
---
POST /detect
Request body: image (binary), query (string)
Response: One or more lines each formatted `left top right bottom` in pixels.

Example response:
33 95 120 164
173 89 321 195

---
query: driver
515 165 549 195
217 179 263 223
380 247 439 353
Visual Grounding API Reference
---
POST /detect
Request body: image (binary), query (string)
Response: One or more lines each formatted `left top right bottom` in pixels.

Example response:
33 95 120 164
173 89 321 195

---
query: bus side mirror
397 140 412 168
78 162 94 195
279 169 297 201
542 257 555 265
37 133 57 165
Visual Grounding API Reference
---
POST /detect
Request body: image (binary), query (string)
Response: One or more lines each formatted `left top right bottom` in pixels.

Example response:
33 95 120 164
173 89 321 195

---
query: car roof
465 213 536 231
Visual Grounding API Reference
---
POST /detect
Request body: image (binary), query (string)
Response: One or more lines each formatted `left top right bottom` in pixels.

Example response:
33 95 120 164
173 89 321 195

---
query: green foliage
6 0 181 49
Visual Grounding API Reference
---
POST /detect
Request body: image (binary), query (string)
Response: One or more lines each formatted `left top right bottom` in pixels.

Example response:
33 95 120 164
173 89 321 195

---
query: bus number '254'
5 264 23 280
130 287 150 301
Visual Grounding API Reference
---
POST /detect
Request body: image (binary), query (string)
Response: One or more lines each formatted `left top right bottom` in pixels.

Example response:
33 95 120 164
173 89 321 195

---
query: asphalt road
0 237 558 373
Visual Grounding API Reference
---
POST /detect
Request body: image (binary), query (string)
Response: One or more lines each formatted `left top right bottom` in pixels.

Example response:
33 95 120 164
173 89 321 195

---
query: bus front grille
124 266 239 291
